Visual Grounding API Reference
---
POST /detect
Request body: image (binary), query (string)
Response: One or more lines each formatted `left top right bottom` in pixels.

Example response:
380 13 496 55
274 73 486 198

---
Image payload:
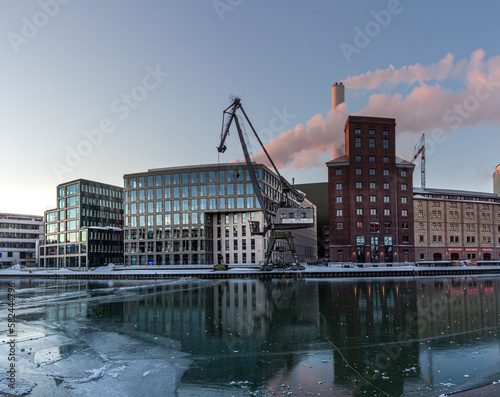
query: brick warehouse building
327 116 415 264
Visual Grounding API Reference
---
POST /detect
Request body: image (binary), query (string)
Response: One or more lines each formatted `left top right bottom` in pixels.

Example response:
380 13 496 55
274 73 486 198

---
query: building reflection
11 276 499 395
318 280 420 396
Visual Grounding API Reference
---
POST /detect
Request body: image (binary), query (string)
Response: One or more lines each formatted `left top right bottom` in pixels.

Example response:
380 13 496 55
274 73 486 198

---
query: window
402 236 409 243
370 222 379 233
356 195 363 202
383 129 389 136
355 137 362 148
369 128 375 135
383 139 389 149
336 209 343 216
336 222 343 230
383 169 389 176
370 208 377 216
384 209 390 216
384 183 390 189
355 155 362 162
369 138 375 148
383 156 389 163
401 197 407 204
369 155 375 163
356 168 362 175
370 196 376 203
402 209 408 216
384 222 391 228
355 127 361 134
356 208 363 215
401 170 407 177
369 168 376 176
356 182 363 189
336 196 342 203
336 183 342 190
357 221 363 228
370 182 376 189
419 235 424 243
384 196 390 203
418 210 423 217
335 169 342 176
401 184 407 191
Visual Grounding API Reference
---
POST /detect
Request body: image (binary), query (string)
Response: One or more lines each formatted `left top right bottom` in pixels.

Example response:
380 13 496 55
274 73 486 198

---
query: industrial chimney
332 82 345 109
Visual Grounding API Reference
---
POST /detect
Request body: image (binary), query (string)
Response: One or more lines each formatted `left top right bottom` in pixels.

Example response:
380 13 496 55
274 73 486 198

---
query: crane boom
410 133 426 188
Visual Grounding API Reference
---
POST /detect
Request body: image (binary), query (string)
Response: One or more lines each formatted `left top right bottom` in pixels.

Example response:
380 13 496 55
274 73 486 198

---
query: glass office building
123 163 317 266
39 179 124 269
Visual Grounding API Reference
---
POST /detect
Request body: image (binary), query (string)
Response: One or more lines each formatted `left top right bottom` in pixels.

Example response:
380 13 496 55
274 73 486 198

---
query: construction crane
217 97 315 270
410 133 425 188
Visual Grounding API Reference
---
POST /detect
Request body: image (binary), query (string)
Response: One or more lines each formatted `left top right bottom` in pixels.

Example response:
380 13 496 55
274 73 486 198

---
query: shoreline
1 265 500 280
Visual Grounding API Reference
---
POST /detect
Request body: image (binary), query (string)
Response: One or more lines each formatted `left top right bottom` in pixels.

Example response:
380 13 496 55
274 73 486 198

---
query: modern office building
0 213 43 267
414 187 500 262
123 163 317 266
39 179 124 269
327 116 415 264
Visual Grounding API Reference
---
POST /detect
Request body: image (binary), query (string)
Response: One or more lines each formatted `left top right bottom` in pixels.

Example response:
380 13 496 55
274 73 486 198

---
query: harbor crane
410 133 426 188
217 97 315 270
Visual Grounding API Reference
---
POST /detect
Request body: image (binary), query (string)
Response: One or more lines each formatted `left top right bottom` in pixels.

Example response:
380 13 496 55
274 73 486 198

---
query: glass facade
123 164 289 266
39 179 124 269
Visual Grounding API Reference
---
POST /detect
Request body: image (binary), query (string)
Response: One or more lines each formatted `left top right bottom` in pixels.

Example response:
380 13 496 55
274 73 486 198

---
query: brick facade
327 116 415 264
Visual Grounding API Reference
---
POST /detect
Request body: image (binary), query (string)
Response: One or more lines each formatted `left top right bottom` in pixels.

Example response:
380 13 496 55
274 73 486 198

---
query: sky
2 0 500 216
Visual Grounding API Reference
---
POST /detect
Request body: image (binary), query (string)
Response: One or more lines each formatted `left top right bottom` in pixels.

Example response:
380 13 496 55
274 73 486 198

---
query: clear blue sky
2 0 500 215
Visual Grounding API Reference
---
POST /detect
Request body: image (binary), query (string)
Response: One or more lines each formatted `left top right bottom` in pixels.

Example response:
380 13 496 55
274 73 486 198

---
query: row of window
336 209 408 216
335 183 408 190
58 183 122 199
125 227 207 240
336 221 410 231
125 169 265 189
353 155 391 163
123 252 256 266
417 210 499 221
0 242 36 249
354 137 390 149
125 183 256 201
0 232 41 239
125 197 256 219
124 238 256 254
419 235 496 244
0 223 42 231
354 127 390 136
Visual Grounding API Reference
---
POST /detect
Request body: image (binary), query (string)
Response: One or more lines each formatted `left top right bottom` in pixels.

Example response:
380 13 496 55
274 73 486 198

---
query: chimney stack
332 82 345 109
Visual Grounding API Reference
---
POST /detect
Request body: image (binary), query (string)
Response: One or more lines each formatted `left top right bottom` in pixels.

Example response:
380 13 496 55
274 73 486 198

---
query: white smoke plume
252 103 348 170
252 49 500 170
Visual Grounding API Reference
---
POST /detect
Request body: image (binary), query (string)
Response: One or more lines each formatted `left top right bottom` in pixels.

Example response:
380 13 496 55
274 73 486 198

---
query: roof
414 187 500 200
326 155 349 167
395 156 415 167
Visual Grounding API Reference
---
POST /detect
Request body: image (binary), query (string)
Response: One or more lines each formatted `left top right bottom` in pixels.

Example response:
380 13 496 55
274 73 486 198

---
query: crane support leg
262 230 299 270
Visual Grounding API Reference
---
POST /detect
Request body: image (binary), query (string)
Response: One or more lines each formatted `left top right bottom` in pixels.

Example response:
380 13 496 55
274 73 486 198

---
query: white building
0 213 43 267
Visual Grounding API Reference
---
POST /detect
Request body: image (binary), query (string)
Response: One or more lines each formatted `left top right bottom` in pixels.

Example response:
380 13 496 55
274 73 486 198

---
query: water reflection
3 276 500 396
